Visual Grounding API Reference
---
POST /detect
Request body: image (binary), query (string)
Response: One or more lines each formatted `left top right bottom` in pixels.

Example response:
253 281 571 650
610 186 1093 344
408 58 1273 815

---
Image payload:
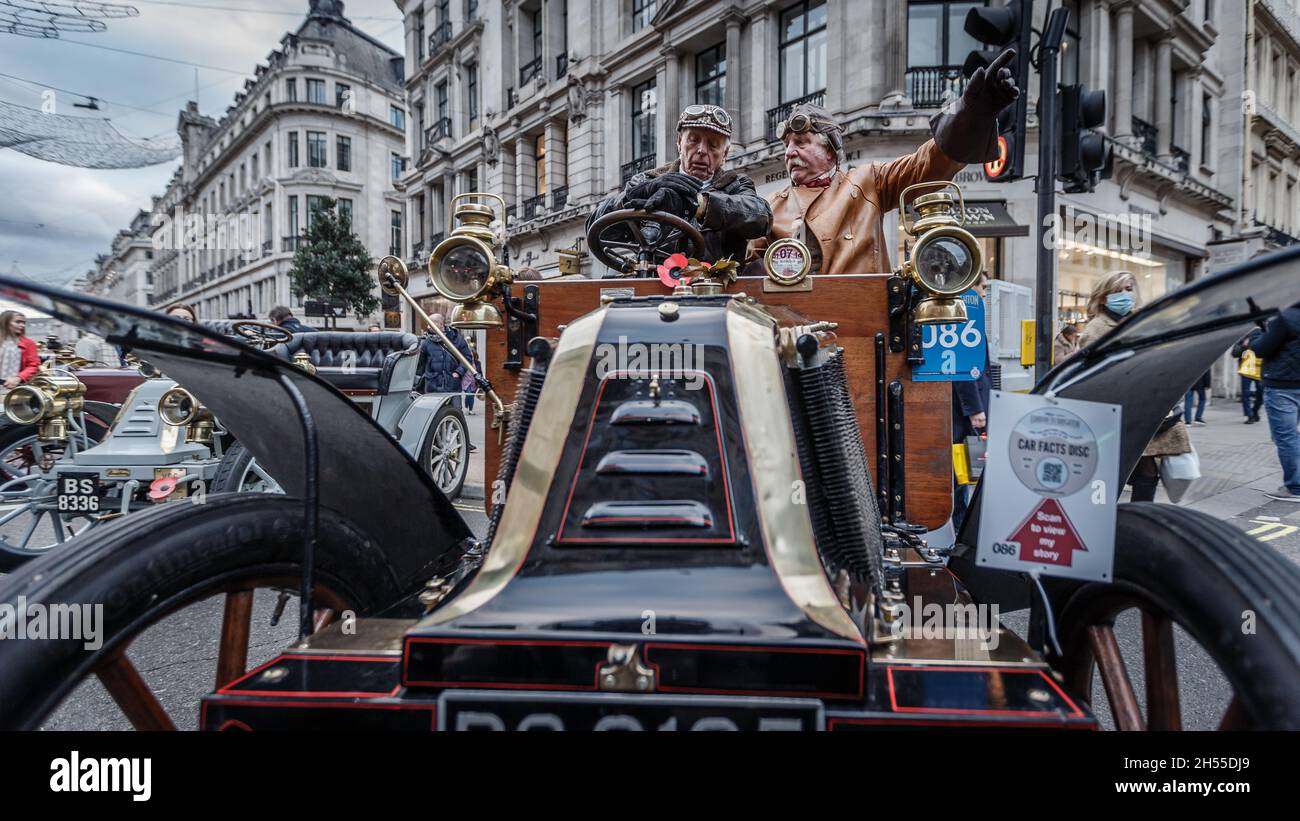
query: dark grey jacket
1248 305 1300 388
586 160 772 271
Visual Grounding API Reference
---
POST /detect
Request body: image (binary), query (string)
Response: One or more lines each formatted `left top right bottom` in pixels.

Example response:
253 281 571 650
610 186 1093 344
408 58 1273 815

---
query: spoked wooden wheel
1056 504 1300 730
88 582 350 731
0 494 409 730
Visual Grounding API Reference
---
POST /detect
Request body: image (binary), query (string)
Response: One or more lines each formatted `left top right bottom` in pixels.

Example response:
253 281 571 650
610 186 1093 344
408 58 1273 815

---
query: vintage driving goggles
776 112 839 139
678 104 732 132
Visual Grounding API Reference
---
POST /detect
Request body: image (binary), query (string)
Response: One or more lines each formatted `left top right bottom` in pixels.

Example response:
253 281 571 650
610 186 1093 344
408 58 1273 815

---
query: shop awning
964 201 1029 238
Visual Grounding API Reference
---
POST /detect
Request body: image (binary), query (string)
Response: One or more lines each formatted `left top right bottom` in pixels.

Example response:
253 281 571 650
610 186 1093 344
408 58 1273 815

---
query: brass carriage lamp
4 371 87 442
897 181 985 325
426 193 510 331
158 386 216 444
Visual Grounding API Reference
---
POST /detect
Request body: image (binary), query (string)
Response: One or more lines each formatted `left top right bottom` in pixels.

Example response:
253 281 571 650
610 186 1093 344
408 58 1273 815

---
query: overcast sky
0 0 404 287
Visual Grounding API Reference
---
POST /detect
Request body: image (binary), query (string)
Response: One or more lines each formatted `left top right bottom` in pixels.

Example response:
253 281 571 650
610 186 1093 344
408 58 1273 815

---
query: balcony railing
522 194 546 221
905 67 966 110
520 57 543 86
261 239 272 258
427 20 452 54
282 236 304 252
505 205 517 224
506 87 517 109
1170 145 1190 174
410 240 424 262
1132 117 1158 157
621 153 657 185
765 90 826 143
556 53 568 79
1254 218 1300 248
425 117 452 144
552 185 568 211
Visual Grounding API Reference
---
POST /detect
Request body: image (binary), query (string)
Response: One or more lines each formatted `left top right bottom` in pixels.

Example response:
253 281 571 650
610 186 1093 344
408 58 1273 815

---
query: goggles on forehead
679 104 732 129
776 112 839 140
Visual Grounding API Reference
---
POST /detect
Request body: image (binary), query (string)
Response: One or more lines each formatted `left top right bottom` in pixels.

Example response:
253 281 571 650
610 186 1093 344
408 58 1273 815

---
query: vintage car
0 188 1296 731
0 320 469 571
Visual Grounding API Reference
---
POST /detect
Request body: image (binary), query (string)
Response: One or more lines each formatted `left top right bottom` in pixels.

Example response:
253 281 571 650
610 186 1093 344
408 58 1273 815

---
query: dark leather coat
587 160 772 272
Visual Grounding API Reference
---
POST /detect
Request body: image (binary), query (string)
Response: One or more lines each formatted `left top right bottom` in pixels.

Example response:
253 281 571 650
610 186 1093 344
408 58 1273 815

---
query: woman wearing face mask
1079 271 1192 502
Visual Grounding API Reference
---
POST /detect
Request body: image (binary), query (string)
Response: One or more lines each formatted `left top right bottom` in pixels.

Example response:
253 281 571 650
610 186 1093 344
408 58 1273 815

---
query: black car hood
955 244 1300 602
0 277 471 591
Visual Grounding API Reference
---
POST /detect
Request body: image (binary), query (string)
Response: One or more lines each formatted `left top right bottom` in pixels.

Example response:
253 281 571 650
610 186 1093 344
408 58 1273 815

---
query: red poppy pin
656 253 690 288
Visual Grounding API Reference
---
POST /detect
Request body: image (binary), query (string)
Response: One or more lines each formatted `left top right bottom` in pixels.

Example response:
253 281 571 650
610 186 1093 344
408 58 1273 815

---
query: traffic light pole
1034 8 1071 385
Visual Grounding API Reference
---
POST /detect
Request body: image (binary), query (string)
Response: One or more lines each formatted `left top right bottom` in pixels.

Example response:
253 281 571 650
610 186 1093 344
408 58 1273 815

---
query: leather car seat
270 332 419 393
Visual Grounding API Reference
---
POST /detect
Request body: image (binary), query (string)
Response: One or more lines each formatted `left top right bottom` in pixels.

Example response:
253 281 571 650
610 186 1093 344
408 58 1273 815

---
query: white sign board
976 391 1121 582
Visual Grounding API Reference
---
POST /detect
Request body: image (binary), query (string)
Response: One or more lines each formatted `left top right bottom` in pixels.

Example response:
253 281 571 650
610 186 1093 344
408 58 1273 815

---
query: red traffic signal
985 134 1013 180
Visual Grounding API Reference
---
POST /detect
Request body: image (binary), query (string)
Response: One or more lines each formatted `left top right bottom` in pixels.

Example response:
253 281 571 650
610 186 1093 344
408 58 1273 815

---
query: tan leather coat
748 139 965 274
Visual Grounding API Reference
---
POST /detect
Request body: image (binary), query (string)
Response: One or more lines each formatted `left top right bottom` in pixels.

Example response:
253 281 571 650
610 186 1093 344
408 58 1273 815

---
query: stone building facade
394 0 1300 391
84 209 155 308
141 1 408 329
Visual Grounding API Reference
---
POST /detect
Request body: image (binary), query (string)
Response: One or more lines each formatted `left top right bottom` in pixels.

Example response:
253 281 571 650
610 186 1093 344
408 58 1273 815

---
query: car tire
0 493 408 729
211 441 282 494
419 404 469 500
1056 503 1300 729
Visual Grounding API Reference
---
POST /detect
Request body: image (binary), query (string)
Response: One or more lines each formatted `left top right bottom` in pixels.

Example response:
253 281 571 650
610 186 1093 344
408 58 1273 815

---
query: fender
396 392 461 457
0 276 473 594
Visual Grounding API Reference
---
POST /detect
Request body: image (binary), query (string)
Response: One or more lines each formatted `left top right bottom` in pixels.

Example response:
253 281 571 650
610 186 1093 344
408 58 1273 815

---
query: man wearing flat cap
749 49 1021 275
587 104 772 269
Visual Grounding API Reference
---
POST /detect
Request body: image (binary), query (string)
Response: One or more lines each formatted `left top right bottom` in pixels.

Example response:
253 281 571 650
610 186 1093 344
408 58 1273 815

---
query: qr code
1041 461 1065 486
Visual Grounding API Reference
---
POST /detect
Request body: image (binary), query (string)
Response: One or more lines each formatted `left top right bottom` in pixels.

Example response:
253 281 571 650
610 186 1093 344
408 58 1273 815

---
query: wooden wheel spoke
1141 610 1182 730
95 649 176 731
1087 624 1146 731
215 590 254 689
1218 696 1249 730
312 607 337 634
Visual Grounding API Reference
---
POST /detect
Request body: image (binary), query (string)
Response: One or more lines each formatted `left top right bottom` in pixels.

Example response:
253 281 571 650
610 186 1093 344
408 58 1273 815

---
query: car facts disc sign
976 391 1120 582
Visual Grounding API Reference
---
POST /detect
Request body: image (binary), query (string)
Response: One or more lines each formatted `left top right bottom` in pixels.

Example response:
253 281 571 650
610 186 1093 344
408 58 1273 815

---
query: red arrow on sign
1008 498 1087 567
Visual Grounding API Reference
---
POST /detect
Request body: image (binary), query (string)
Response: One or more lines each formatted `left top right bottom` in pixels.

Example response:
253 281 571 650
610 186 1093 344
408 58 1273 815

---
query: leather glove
962 47 1020 117
626 172 702 203
931 48 1020 164
642 187 696 220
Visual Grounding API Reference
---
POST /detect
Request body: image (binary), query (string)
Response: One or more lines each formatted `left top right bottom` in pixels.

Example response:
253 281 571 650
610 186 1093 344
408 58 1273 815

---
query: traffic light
1058 85 1112 193
963 0 1032 182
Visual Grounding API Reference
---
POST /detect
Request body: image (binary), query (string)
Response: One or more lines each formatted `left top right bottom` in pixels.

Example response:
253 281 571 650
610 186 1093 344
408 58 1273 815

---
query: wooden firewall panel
481 274 953 530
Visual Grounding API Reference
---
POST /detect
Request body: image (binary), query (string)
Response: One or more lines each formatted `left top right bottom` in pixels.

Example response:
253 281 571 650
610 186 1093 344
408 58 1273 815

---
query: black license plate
56 473 102 514
437 690 824 731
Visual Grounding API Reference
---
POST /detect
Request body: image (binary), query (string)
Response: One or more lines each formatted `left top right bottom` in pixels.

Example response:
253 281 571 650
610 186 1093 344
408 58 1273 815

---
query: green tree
289 197 379 327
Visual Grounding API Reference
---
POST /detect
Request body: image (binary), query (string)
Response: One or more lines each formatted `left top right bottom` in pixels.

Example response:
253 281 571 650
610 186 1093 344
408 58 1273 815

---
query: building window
390 105 405 129
391 210 402 254
416 103 425 149
307 195 328 229
1201 91 1213 167
307 131 327 168
631 78 656 162
265 140 273 173
532 8 543 60
338 198 353 228
417 14 425 61
466 0 478 21
337 135 352 172
288 195 299 236
306 78 326 104
632 0 656 33
392 152 403 181
336 82 351 109
285 78 297 102
779 0 828 104
466 62 479 128
905 1 980 108
535 133 547 195
695 43 726 106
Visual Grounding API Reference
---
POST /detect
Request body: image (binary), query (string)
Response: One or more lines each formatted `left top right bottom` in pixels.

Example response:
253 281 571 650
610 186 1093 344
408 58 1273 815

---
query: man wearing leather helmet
749 48 1022 275
587 104 771 270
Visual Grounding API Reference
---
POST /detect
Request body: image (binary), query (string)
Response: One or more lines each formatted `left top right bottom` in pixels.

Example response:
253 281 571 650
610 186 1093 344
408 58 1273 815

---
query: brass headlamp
898 181 984 324
4 370 87 442
425 192 510 330
158 386 215 444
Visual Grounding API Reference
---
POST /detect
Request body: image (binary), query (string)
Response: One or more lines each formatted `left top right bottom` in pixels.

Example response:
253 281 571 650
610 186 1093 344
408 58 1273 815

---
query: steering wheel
586 209 708 276
231 321 295 350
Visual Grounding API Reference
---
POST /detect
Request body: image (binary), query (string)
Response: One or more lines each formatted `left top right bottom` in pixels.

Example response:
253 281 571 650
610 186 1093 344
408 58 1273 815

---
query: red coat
15 336 39 382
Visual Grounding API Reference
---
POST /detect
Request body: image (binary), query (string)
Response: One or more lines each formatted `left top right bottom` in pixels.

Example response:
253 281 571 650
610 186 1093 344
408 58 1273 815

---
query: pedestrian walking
462 336 480 415
1053 324 1080 364
1232 333 1264 424
1183 370 1210 426
952 275 992 529
1078 272 1192 502
1247 302 1300 501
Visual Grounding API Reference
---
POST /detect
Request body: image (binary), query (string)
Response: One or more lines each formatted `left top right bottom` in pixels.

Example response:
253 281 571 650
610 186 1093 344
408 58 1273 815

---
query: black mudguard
0 277 472 593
